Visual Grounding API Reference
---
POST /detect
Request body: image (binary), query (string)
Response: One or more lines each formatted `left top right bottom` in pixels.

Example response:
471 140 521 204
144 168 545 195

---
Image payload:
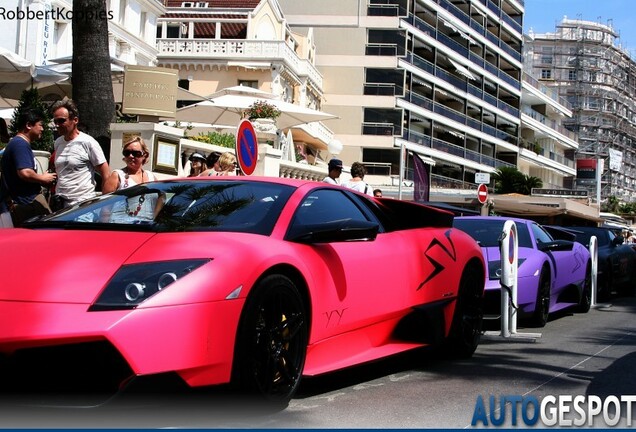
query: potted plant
245 100 281 120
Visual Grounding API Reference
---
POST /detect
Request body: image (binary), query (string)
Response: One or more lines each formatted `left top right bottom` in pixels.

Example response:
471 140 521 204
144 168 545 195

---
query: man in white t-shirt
51 100 110 209
323 158 343 184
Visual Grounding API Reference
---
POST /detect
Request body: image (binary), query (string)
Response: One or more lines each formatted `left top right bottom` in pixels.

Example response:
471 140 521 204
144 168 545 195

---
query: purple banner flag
413 153 430 203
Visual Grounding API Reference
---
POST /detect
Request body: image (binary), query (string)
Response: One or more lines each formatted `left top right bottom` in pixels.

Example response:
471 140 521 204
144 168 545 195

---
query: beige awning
492 194 602 223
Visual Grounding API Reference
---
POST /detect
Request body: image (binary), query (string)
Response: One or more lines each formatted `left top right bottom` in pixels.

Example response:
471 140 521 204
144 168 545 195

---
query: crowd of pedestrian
0 100 384 228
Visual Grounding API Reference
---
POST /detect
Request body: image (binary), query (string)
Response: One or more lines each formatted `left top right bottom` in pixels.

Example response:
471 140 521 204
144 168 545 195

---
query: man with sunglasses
50 99 110 210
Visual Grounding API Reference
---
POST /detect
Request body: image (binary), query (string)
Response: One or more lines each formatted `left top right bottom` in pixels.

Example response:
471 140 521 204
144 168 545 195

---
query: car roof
454 215 532 224
159 175 311 188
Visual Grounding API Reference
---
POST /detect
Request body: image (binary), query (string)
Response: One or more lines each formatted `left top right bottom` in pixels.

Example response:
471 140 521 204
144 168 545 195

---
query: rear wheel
530 270 550 327
232 274 308 407
576 263 592 313
443 262 484 358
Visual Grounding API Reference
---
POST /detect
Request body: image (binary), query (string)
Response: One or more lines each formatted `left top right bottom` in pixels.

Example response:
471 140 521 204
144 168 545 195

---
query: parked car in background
453 216 592 327
0 177 486 407
558 226 636 300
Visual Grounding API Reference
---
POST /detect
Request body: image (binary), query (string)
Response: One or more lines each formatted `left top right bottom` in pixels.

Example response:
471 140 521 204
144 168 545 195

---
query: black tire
232 274 308 407
443 262 484 358
576 263 592 313
530 270 550 328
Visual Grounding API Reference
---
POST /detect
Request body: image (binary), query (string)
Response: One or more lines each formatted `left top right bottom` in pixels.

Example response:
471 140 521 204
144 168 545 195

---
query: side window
289 189 372 230
531 223 554 245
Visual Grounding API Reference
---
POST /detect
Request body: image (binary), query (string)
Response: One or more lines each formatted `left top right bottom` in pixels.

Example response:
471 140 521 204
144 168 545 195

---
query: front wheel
232 274 308 407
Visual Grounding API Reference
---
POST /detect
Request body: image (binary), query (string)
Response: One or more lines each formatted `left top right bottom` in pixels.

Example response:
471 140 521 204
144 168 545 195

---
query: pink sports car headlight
89 259 210 311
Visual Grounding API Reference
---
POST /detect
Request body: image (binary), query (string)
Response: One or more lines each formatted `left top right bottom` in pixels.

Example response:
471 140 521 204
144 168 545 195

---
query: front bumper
0 299 245 397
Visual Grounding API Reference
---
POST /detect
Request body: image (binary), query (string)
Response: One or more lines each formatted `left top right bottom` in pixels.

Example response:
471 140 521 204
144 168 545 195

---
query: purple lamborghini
453 216 592 327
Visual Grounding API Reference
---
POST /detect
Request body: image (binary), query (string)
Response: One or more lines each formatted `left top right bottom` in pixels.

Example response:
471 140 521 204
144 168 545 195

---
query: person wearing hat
323 158 343 184
188 152 207 177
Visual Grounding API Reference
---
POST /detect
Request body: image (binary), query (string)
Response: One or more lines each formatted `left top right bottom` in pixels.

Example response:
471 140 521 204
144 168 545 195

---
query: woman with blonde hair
216 151 237 176
102 136 162 222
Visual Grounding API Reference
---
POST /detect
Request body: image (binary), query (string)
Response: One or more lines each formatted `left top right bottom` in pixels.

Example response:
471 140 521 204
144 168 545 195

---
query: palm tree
72 0 115 160
519 174 543 195
493 167 525 194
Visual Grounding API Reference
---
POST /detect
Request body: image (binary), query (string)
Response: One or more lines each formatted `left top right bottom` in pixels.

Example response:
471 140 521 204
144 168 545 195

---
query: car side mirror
537 240 574 252
287 219 379 244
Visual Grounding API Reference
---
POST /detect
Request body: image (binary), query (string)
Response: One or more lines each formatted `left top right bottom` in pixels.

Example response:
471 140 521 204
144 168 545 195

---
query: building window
568 70 577 81
166 25 180 38
119 0 127 25
139 12 146 40
238 80 258 89
541 55 552 64
541 69 552 79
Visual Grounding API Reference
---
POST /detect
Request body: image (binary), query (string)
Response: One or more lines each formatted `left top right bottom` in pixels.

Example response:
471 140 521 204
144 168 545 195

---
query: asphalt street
1 295 636 429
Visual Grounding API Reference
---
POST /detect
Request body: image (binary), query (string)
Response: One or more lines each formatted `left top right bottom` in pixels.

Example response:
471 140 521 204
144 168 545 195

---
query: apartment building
276 0 524 192
518 71 577 190
525 18 636 203
155 0 335 155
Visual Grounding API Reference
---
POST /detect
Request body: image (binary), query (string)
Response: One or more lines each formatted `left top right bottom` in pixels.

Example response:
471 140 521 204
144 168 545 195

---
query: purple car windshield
453 219 533 248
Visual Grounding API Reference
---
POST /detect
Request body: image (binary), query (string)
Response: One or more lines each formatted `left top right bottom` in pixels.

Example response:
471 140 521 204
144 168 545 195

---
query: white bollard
493 220 541 341
500 220 518 337
589 235 598 306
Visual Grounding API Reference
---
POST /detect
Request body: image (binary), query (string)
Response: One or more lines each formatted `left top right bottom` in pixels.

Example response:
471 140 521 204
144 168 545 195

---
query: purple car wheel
530 270 550 327
576 263 592 313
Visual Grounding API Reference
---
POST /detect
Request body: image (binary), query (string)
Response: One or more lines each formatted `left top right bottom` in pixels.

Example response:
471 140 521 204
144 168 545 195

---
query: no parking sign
235 119 258 175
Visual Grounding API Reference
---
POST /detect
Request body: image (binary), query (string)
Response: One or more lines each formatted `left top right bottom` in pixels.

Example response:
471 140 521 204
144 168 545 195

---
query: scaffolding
527 18 636 202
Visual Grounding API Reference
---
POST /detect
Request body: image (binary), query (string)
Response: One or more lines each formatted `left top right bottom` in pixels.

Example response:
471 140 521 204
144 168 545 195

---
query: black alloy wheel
232 274 308 407
443 262 484 358
530 270 550 327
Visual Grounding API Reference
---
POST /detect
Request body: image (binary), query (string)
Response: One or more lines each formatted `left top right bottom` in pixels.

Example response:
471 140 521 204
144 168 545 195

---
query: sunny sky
524 0 636 56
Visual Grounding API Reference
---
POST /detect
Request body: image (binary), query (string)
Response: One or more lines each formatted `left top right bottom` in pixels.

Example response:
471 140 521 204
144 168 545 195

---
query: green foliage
187 131 235 148
9 88 54 152
493 167 543 195
619 201 636 215
603 195 621 214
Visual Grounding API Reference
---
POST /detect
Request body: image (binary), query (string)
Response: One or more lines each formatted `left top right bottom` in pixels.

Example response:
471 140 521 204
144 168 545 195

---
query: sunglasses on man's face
123 150 145 158
53 117 68 125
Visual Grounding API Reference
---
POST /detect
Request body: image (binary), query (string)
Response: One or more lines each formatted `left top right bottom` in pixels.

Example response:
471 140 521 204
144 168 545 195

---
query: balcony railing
402 129 516 169
403 53 520 118
157 39 323 88
403 89 519 145
405 14 521 84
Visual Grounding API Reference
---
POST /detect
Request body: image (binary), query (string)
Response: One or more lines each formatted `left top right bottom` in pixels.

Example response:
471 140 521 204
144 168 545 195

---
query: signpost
235 119 258 176
477 183 488 204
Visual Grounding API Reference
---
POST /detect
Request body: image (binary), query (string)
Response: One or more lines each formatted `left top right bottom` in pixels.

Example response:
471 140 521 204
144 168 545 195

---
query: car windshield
26 180 295 235
453 219 533 248
568 228 610 247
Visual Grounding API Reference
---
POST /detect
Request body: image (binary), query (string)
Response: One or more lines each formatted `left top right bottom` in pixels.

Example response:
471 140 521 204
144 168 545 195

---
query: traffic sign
475 173 490 184
235 119 258 176
477 183 488 204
